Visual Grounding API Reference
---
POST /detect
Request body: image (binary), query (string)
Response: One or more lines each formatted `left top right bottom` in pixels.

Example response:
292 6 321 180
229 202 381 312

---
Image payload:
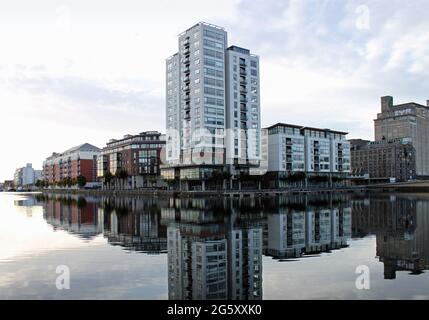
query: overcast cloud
0 0 428 181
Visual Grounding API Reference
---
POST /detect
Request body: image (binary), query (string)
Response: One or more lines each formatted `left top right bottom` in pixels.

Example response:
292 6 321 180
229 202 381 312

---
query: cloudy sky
1 0 428 181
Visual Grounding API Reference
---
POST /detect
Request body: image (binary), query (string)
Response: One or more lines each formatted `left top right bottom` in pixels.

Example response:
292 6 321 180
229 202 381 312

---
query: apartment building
374 96 429 177
163 22 261 191
265 123 351 188
225 46 261 170
97 131 165 189
43 143 100 184
14 163 41 187
350 138 416 182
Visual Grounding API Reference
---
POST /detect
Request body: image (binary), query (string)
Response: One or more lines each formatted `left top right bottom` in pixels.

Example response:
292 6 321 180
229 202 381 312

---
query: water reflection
103 197 168 254
15 192 429 300
40 195 102 240
352 195 429 279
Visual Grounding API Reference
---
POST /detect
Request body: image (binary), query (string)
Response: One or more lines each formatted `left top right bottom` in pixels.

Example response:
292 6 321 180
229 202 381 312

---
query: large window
203 39 224 50
204 29 224 41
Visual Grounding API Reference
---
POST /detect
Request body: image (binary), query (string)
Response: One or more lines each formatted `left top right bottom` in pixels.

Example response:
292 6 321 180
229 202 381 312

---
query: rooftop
179 21 226 36
265 123 348 135
62 143 101 155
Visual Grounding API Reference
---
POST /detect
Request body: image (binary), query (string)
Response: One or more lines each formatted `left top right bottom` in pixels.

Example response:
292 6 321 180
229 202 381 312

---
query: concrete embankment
41 187 368 198
365 181 429 193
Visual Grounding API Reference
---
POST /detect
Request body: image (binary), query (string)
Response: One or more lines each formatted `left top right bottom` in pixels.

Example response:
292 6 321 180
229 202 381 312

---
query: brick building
374 96 429 177
43 143 101 184
350 138 416 182
97 131 165 189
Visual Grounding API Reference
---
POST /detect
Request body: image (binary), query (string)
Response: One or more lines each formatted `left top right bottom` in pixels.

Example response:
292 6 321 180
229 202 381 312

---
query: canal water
0 192 428 300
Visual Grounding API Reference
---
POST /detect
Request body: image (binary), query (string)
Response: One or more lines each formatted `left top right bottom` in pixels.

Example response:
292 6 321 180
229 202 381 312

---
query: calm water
0 192 428 300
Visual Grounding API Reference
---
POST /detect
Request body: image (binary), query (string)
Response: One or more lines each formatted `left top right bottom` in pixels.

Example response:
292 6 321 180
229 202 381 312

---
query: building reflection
264 194 351 259
162 198 264 300
352 194 429 279
27 191 429 300
38 194 102 240
102 197 168 254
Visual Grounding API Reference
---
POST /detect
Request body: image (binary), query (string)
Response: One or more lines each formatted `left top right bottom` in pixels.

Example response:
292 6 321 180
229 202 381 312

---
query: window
204 87 216 95
205 67 216 76
203 39 224 50
204 29 224 41
205 58 223 69
251 69 258 76
251 60 257 68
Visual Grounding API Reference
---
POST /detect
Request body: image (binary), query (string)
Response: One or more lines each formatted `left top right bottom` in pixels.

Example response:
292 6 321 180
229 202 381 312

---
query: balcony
183 58 190 64
184 95 191 102
240 86 247 93
240 69 247 76
183 85 190 92
184 48 190 55
184 76 190 83
240 78 247 84
239 60 247 67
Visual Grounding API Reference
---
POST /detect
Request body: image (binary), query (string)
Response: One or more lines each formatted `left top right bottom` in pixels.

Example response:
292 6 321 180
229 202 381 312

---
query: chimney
381 96 393 112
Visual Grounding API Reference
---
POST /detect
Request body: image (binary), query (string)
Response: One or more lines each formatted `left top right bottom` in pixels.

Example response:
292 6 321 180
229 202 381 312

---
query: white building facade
163 22 261 189
265 123 351 188
14 163 40 187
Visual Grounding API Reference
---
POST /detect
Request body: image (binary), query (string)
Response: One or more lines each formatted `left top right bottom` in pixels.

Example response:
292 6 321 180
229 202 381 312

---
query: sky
1 0 428 181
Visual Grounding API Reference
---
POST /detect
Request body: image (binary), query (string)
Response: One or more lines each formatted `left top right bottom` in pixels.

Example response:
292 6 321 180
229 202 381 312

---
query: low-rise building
43 143 101 185
97 131 165 189
3 180 14 190
265 123 351 188
350 138 416 182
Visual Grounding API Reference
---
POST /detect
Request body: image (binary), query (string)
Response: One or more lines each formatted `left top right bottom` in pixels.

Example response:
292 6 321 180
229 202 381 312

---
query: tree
77 175 87 188
103 171 113 185
115 169 128 190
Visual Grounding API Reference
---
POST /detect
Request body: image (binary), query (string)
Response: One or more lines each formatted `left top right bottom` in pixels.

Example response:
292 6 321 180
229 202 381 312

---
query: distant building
374 96 429 177
3 180 14 190
265 123 351 188
350 138 416 182
13 163 41 187
97 131 165 189
43 143 101 184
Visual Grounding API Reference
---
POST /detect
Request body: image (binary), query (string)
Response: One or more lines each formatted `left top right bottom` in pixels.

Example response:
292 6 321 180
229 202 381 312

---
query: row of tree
35 175 87 188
